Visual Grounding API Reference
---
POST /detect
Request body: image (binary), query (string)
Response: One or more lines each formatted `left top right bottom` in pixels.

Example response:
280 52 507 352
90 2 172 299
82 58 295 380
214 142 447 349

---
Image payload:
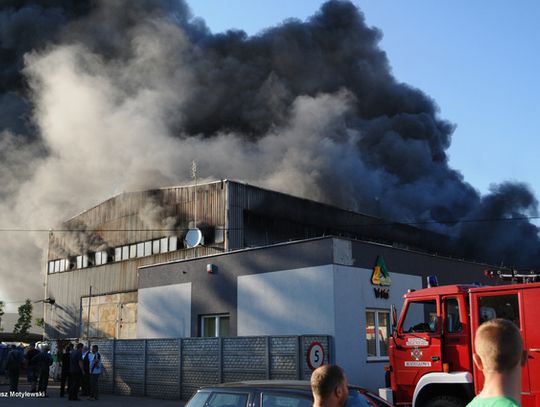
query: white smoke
0 13 361 307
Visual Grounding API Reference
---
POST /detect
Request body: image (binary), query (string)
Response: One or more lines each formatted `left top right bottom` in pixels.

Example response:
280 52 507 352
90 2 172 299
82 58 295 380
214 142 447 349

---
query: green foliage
13 299 33 340
35 317 44 328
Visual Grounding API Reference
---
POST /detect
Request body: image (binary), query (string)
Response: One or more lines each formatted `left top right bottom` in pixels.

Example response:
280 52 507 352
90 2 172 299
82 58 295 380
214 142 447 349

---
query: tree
0 300 4 332
13 299 33 340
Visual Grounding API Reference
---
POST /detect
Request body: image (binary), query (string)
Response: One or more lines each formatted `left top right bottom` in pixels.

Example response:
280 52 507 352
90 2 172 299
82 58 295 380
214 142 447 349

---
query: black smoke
0 0 539 304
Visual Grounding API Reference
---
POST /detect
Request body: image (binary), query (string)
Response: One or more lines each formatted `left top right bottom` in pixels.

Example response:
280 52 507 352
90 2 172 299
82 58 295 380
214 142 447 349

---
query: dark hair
76 343 84 349
311 365 346 400
92 345 99 351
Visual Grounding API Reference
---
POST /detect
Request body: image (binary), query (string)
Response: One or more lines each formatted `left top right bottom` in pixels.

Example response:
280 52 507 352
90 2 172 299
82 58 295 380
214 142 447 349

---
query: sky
189 0 540 199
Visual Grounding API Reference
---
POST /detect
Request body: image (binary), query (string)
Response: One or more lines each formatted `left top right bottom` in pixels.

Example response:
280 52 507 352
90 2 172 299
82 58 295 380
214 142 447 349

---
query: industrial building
44 179 488 389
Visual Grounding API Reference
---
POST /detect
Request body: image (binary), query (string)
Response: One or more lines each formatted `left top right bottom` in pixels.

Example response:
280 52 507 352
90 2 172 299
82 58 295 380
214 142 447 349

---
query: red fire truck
385 271 540 407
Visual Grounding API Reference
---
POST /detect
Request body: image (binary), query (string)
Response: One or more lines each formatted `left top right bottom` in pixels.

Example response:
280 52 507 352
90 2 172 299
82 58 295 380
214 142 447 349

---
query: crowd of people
3 341 101 401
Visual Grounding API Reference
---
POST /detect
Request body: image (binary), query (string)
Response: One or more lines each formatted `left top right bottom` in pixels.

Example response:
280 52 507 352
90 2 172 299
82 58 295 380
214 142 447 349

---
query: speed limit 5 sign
307 342 325 370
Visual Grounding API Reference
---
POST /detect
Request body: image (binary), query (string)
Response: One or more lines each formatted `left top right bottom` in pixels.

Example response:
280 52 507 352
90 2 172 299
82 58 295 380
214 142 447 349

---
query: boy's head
473 318 527 373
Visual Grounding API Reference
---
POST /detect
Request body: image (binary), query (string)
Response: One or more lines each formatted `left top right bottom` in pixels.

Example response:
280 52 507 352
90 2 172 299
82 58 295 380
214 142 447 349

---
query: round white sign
307 342 325 370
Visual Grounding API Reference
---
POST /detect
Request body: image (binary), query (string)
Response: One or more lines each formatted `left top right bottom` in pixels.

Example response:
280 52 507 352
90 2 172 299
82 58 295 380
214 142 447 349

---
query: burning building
44 179 488 340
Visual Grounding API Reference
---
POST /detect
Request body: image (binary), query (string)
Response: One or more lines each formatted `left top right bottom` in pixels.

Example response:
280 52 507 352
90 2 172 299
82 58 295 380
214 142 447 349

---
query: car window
262 393 313 407
207 392 249 407
186 391 211 407
347 390 375 407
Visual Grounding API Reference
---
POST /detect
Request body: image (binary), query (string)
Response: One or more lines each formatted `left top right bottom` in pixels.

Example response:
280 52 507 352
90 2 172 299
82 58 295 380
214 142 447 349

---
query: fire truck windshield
402 300 438 333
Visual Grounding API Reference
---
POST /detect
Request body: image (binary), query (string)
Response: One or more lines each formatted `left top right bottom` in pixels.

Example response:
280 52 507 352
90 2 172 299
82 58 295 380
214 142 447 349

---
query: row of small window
48 236 179 274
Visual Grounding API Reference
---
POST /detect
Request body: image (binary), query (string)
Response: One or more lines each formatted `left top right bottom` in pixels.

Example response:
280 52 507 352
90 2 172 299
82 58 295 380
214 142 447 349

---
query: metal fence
63 335 331 401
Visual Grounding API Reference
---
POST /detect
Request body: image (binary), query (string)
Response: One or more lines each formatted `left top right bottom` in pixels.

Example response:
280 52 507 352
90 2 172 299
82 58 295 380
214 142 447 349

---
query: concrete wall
237 266 335 336
139 238 334 337
79 335 331 401
137 283 192 338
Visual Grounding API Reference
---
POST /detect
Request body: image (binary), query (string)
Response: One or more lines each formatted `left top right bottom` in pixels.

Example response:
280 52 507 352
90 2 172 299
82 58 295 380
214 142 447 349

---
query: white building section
137 282 192 338
237 265 335 336
237 262 421 390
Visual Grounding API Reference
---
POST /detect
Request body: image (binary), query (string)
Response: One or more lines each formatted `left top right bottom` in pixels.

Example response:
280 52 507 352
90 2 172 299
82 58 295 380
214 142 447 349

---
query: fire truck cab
387 278 540 407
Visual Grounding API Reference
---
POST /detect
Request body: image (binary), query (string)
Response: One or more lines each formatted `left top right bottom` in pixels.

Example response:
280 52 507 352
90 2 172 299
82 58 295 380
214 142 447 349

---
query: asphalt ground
0 377 185 406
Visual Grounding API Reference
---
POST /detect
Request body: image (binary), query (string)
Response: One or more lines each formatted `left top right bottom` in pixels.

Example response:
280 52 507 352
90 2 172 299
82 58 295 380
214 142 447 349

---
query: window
207 392 248 407
129 244 137 259
152 240 160 254
201 314 230 337
215 226 225 244
478 294 520 327
144 241 152 256
169 236 178 251
137 242 145 258
347 390 378 407
122 246 129 260
160 237 168 253
48 261 55 274
366 309 390 360
402 300 438 333
115 247 122 262
445 298 462 333
95 251 108 266
262 393 312 407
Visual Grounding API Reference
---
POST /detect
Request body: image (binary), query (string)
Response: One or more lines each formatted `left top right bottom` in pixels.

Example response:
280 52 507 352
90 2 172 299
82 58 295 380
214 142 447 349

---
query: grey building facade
136 236 489 391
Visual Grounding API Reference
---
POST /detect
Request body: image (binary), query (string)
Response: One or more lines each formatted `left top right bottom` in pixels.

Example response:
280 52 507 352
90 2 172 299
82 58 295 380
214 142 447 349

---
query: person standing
32 348 53 396
6 344 23 392
60 343 73 397
88 345 102 400
69 343 84 401
467 318 528 407
311 365 349 407
24 342 40 392
81 345 90 397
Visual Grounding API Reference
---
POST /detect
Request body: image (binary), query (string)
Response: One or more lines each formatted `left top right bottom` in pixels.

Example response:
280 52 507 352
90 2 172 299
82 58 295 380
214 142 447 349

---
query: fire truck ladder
484 268 540 283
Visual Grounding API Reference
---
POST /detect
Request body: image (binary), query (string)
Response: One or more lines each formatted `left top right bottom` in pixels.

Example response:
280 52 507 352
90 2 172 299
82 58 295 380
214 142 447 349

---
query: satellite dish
185 228 203 248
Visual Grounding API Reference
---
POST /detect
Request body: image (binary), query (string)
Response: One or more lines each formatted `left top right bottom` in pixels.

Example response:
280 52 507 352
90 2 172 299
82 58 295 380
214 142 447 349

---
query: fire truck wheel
424 395 466 407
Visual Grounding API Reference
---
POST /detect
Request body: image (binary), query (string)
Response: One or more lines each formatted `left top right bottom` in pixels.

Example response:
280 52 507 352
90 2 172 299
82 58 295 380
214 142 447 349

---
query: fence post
296 336 302 380
112 339 116 394
178 338 183 400
143 340 148 396
218 337 223 383
265 336 271 380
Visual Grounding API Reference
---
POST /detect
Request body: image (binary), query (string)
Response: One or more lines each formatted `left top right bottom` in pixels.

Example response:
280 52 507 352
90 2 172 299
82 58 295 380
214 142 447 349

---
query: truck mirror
391 304 398 333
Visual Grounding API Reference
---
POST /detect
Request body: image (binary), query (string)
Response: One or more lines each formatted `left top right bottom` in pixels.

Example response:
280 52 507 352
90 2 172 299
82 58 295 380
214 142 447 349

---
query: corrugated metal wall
227 181 449 253
46 182 227 339
49 181 227 260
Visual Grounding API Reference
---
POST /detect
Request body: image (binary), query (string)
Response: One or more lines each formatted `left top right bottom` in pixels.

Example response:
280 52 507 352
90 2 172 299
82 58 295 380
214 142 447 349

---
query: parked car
185 380 393 407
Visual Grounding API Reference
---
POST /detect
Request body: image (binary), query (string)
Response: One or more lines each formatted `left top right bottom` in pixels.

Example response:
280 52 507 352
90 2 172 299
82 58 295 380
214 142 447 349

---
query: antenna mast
192 160 197 228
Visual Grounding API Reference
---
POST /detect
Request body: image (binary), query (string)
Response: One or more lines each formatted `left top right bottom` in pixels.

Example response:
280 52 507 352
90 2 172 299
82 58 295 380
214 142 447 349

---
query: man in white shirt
88 345 102 400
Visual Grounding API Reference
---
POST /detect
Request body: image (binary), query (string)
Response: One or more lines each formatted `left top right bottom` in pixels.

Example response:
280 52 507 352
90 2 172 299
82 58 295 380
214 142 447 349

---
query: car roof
200 380 370 393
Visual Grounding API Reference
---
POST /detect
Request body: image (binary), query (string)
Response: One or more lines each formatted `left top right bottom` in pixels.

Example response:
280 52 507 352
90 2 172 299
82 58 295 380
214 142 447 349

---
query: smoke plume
0 0 539 308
